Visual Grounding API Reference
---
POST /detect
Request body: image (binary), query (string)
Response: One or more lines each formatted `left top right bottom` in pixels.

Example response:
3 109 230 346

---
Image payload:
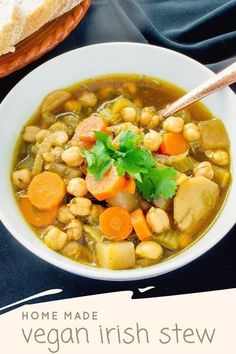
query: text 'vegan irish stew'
12 75 230 270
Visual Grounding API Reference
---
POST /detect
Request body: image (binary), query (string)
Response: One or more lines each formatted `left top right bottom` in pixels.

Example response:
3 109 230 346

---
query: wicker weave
0 0 92 78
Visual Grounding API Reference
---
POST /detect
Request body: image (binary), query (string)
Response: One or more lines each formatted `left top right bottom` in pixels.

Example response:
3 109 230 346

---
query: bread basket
0 0 92 78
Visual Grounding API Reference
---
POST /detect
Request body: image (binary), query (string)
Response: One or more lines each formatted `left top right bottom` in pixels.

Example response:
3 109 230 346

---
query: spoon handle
159 61 236 119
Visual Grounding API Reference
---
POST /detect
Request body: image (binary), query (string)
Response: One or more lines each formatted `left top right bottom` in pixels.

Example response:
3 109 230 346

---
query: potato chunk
174 176 219 232
96 241 135 270
199 119 229 149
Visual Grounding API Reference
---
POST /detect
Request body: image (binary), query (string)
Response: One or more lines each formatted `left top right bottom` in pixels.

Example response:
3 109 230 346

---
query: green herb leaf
137 167 177 201
82 139 113 180
119 131 142 151
95 131 115 152
115 131 155 181
82 130 177 200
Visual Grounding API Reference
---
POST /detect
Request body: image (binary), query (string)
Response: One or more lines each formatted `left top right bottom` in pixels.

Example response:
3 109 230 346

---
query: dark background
0 0 236 310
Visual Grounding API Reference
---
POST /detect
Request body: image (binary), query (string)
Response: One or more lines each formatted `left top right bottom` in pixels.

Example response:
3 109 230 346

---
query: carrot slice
71 137 93 150
99 207 133 240
28 171 66 211
123 175 136 194
160 133 188 156
71 116 107 144
130 208 152 241
20 197 58 227
86 166 126 201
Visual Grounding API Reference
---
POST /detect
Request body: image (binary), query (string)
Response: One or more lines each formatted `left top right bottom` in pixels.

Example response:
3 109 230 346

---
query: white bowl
0 43 235 281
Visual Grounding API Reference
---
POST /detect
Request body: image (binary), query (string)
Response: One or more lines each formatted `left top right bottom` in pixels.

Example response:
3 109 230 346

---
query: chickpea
64 99 81 112
12 169 31 189
140 107 160 129
80 92 97 107
135 241 164 260
51 147 64 161
121 107 137 122
62 146 84 167
62 241 81 259
193 161 214 180
87 204 106 224
23 126 40 143
146 207 170 234
183 123 200 141
35 129 50 143
49 122 70 136
163 116 184 133
67 177 88 197
69 197 91 216
66 219 83 240
140 108 153 127
44 226 68 251
149 115 161 129
53 131 69 146
205 149 229 166
122 123 141 135
143 130 162 151
58 205 75 224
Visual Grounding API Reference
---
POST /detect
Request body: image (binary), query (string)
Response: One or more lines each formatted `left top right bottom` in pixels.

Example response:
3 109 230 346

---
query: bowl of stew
0 43 235 280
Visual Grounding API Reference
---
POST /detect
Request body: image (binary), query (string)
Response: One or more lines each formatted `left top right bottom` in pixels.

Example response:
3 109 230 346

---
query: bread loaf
19 0 61 40
52 0 83 20
0 0 84 56
0 0 24 55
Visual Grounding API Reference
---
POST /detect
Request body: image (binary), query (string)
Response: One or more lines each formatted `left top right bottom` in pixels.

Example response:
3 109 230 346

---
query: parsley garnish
82 131 177 200
137 167 177 200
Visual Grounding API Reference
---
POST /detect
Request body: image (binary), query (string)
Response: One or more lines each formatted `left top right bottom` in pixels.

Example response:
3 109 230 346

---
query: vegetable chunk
41 90 71 113
174 176 219 232
107 191 140 212
96 241 135 269
28 171 66 210
20 197 58 227
99 206 132 240
86 166 126 201
123 176 136 194
212 166 230 188
199 119 230 149
71 116 107 144
130 209 152 241
12 74 231 270
160 133 188 156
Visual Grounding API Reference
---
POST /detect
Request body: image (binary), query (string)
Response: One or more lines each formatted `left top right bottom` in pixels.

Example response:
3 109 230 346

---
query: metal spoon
158 61 236 119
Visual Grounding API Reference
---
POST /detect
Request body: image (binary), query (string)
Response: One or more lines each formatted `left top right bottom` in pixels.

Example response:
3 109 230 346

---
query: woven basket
0 0 92 78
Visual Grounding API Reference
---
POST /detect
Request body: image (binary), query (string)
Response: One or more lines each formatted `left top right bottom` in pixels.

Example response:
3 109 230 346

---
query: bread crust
52 0 83 20
19 0 61 40
0 0 84 56
0 2 24 55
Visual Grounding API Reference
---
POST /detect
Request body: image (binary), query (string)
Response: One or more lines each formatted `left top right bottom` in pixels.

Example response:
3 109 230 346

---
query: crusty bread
19 0 61 40
52 0 83 20
0 0 84 56
0 0 24 55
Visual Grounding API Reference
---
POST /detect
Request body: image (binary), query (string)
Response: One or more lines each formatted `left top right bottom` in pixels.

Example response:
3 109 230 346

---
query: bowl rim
0 42 236 281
